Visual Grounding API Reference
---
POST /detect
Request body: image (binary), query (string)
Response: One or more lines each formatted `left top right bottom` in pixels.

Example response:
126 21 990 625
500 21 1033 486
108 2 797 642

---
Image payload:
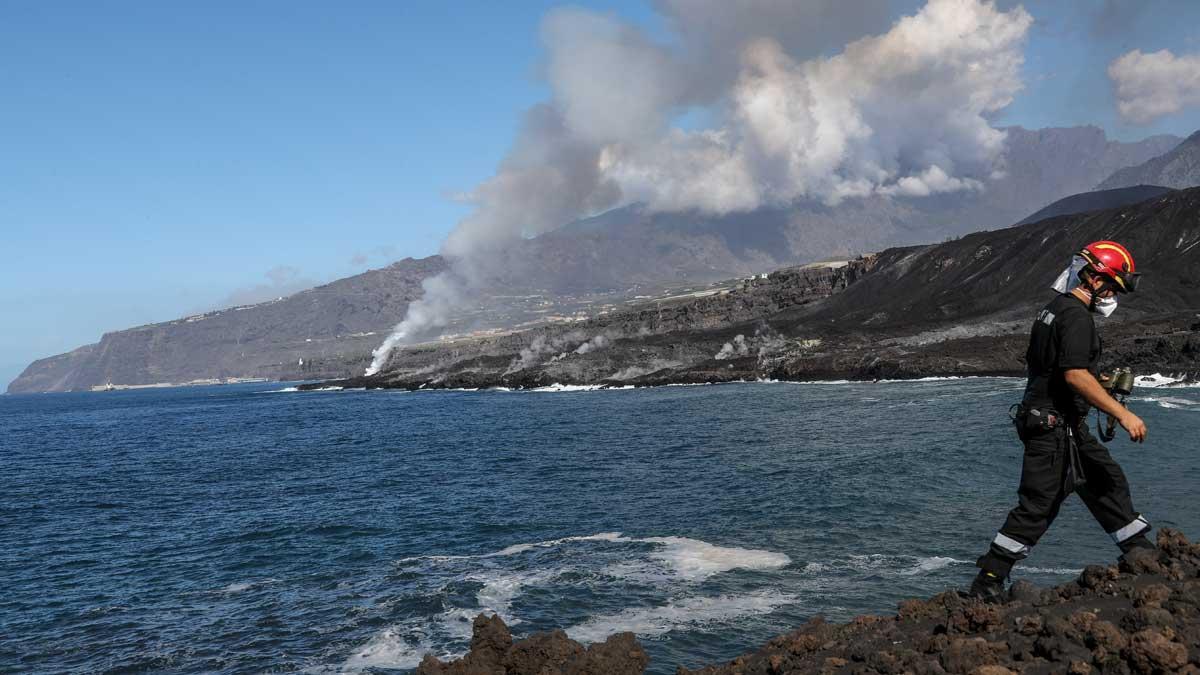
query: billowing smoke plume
367 0 1032 375
1109 49 1200 125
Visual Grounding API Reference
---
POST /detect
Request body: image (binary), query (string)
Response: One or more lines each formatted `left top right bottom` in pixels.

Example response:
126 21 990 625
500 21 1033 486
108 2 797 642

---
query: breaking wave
1134 373 1200 389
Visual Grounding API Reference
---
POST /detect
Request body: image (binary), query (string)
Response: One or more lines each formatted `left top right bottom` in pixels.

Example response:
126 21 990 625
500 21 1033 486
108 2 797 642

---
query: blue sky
2 1 1199 387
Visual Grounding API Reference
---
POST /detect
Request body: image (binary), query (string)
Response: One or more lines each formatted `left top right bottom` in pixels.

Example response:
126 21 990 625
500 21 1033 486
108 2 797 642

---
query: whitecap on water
395 532 627 563
900 556 969 575
1135 373 1200 388
468 568 562 618
640 536 791 581
565 591 798 644
1019 566 1084 575
1131 395 1200 410
780 376 1022 386
216 577 277 594
807 553 971 577
338 623 456 673
526 383 636 392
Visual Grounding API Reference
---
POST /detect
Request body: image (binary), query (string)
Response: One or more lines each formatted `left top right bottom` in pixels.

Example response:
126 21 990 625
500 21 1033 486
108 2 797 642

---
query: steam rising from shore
367 0 1031 375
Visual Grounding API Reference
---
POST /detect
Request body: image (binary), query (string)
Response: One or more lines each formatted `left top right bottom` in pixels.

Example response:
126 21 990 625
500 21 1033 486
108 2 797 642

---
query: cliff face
7 256 448 393
1098 131 1200 191
416 530 1200 675
333 187 1200 391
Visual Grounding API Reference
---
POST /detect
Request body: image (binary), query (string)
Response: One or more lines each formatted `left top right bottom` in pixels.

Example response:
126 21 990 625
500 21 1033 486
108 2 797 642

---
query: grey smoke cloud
655 0 893 96
367 0 1033 374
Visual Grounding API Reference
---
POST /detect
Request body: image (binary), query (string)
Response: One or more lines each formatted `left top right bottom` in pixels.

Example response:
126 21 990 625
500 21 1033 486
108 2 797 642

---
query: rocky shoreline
416 529 1200 675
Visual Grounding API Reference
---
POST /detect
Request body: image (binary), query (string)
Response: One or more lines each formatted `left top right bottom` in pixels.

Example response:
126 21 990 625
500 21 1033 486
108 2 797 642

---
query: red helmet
1079 240 1139 293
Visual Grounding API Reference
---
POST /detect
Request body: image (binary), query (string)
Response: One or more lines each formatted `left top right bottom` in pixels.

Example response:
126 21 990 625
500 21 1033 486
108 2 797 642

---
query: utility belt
1010 403 1088 491
1010 403 1073 438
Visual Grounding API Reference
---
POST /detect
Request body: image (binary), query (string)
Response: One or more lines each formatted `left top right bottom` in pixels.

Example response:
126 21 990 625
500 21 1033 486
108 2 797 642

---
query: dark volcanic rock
1015 185 1177 227
414 614 648 675
429 530 1200 675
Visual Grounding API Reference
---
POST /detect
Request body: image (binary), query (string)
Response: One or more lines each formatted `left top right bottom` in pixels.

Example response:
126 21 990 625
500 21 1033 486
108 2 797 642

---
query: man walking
971 240 1155 601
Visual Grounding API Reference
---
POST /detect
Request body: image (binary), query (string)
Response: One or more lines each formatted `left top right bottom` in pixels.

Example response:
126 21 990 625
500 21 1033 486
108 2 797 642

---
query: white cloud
604 0 1031 210
1109 48 1200 125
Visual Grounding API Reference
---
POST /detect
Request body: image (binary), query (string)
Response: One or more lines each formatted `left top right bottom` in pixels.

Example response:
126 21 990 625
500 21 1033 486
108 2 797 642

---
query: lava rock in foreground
420 529 1200 674
415 614 648 675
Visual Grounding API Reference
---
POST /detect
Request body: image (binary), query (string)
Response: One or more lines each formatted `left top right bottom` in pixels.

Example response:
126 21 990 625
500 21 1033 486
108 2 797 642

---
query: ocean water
2 378 1198 674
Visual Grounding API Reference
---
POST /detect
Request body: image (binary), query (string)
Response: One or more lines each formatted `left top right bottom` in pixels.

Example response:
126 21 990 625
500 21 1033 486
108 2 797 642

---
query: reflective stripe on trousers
1110 515 1151 544
991 532 1030 557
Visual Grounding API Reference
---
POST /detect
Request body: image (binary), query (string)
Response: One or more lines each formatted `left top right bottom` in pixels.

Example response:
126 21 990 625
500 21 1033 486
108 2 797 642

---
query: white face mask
1094 295 1118 317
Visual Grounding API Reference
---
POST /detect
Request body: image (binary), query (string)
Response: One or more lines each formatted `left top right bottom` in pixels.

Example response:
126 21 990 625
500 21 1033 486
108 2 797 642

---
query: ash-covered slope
343 187 1200 390
1015 186 1176 227
1099 131 1200 191
421 529 1200 675
812 187 1200 329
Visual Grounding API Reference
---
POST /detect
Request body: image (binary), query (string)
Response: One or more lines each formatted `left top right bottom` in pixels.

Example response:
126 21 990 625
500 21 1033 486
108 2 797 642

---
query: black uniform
977 293 1152 578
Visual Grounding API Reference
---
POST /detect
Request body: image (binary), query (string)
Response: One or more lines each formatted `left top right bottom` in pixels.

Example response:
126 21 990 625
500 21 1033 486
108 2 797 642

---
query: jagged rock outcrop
1098 131 1200 191
415 614 648 675
425 530 1200 675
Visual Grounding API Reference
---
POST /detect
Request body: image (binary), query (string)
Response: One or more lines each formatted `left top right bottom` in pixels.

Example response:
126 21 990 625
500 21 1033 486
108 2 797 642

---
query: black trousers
977 420 1152 577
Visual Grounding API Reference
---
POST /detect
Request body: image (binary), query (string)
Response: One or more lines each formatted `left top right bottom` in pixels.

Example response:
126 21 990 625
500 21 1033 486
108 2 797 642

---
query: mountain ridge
1014 185 1176 227
1098 131 1200 191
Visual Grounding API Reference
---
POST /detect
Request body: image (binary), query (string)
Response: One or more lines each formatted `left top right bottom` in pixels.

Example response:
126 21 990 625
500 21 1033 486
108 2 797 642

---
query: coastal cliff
418 529 1200 675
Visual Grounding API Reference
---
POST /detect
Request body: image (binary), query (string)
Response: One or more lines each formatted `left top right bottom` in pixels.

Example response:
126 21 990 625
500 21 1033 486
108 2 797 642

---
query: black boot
1117 533 1158 572
968 570 1007 603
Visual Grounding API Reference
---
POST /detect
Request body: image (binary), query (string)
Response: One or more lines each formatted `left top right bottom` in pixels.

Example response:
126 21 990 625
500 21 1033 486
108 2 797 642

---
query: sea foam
566 591 798 644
